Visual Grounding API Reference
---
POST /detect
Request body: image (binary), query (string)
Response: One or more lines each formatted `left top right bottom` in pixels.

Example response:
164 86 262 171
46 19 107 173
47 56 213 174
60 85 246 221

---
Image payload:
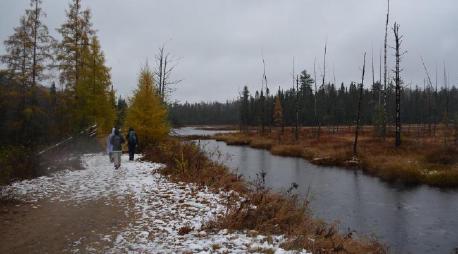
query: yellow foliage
273 95 283 127
125 65 169 146
73 35 116 135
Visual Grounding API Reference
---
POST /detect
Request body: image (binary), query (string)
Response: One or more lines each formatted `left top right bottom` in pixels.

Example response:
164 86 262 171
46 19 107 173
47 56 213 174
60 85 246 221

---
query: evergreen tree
116 96 128 128
56 0 93 94
1 0 54 87
240 86 250 131
0 0 55 145
169 81 458 139
298 70 314 125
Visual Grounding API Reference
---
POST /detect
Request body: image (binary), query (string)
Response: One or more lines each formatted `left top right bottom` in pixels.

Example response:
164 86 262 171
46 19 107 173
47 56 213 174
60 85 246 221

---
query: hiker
110 128 125 169
126 127 138 161
106 127 115 162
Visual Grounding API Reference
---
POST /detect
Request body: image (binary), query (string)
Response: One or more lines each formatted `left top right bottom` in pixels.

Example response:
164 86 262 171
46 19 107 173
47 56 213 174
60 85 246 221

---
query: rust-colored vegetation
214 125 458 187
143 138 386 253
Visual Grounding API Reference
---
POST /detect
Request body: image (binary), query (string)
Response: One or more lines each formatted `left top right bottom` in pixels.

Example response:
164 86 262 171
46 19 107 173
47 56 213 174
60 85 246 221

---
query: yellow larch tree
75 35 115 135
273 95 283 127
125 64 169 146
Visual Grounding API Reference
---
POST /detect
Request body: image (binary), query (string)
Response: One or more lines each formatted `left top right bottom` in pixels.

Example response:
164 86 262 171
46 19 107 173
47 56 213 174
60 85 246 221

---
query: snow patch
1 153 310 253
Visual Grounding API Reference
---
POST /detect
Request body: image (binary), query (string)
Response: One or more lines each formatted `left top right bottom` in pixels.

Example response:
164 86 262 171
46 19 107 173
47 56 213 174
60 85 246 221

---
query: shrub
0 146 38 186
144 138 386 253
143 138 246 193
424 146 458 165
205 170 386 253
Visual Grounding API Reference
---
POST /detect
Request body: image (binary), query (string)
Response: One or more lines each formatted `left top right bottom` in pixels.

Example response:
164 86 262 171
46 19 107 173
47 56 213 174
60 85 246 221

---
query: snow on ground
1 153 310 253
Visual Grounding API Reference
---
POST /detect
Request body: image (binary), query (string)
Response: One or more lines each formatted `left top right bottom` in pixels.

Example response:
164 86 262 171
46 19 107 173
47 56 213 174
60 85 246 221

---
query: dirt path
0 198 129 253
0 154 309 253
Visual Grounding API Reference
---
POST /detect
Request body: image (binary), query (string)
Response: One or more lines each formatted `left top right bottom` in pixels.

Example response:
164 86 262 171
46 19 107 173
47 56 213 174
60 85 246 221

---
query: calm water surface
176 128 458 254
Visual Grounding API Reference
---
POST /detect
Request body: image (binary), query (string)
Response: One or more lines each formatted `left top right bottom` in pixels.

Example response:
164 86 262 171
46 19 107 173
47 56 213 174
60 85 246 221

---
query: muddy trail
0 154 308 253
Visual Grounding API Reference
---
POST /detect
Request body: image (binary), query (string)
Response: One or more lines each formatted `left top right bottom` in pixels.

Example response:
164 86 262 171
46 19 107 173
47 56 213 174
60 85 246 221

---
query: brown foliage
178 226 193 235
143 138 246 193
143 137 386 253
205 171 386 253
214 127 458 188
0 146 38 186
424 146 458 165
271 145 304 157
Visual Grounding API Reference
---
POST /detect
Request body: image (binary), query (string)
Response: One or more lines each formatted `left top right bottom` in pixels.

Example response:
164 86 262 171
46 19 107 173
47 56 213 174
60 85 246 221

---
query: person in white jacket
106 128 115 162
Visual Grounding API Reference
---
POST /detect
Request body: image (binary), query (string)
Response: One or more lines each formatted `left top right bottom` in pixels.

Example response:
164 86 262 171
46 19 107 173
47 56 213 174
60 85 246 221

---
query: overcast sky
1 0 457 102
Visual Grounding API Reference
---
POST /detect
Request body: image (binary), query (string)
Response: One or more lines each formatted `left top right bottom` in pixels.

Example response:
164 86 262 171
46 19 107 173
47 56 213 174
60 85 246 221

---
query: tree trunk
295 75 299 141
393 23 402 147
382 0 390 140
313 58 318 138
353 52 366 156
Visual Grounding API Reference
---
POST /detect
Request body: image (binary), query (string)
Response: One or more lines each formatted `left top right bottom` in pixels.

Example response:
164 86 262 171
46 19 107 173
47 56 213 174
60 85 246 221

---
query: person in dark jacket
110 128 125 169
126 127 138 161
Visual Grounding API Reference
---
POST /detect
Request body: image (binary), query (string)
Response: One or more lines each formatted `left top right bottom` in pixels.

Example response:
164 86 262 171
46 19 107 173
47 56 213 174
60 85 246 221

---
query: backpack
128 131 137 144
111 134 124 151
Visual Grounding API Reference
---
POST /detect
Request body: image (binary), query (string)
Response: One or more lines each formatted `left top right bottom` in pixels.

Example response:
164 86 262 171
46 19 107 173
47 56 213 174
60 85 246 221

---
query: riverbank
212 128 458 188
1 154 315 253
144 138 386 253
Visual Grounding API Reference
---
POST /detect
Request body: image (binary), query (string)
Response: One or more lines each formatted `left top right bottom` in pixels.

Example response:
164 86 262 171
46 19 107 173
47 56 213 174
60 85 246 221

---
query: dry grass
178 134 213 141
249 138 274 149
143 138 386 253
271 145 304 157
205 171 385 253
143 138 247 193
214 125 458 188
178 226 193 235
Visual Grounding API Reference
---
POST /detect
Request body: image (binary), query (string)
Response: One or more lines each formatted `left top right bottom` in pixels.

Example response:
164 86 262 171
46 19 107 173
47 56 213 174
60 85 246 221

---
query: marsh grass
214 126 458 187
143 138 386 253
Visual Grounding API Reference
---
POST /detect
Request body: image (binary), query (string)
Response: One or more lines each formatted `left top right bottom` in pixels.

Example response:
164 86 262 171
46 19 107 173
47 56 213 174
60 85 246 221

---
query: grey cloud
1 0 457 102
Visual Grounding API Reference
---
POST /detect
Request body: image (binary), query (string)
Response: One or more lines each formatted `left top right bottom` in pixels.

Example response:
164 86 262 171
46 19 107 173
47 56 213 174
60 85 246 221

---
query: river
176 127 458 254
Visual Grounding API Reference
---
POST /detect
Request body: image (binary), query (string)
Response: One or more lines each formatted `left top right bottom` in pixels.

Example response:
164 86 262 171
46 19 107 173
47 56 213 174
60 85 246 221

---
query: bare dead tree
322 41 327 88
435 64 438 92
333 65 336 86
292 57 299 141
156 46 163 95
313 57 318 137
353 52 366 156
371 46 375 88
259 56 268 135
379 49 382 106
443 62 449 145
154 44 181 101
393 22 405 148
332 65 338 134
317 41 327 138
434 64 439 136
421 56 434 136
382 0 390 140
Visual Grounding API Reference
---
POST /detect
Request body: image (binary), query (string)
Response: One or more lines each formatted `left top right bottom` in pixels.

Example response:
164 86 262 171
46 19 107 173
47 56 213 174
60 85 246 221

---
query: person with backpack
126 127 138 161
110 128 125 169
106 127 115 162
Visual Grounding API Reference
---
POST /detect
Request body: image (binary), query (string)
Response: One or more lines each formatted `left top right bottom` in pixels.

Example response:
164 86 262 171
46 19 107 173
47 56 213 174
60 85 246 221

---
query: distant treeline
170 70 458 128
169 101 240 126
